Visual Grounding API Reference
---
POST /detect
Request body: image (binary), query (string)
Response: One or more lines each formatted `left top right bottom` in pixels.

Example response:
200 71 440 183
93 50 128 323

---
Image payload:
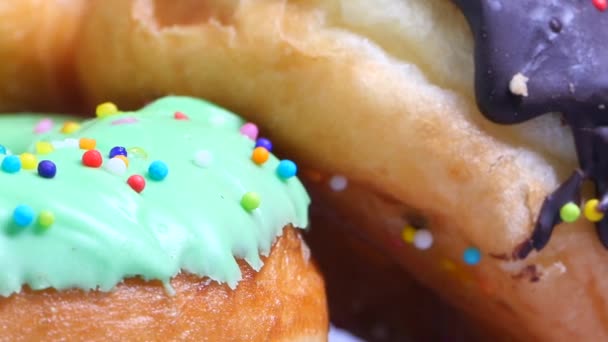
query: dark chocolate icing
453 0 608 258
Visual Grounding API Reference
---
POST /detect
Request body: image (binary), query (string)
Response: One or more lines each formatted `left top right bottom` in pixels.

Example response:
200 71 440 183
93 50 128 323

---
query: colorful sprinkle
241 192 261 211
127 147 148 159
64 138 79 148
19 153 37 170
148 161 169 181
96 102 119 118
560 202 580 223
35 141 54 155
210 115 226 126
37 160 57 179
174 111 189 120
105 157 127 176
463 247 482 265
594 0 607 12
82 150 103 168
109 146 127 158
255 138 273 152
251 147 270 165
111 117 139 126
34 118 54 134
194 150 213 168
0 145 6 154
400 225 417 244
240 123 259 140
115 155 129 167
60 121 81 134
584 199 605 222
329 175 348 191
13 205 35 227
127 175 146 193
79 138 97 150
38 210 55 228
276 160 297 179
413 229 433 250
2 155 21 173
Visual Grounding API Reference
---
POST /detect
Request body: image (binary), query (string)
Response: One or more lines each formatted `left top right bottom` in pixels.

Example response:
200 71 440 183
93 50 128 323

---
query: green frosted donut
0 96 309 297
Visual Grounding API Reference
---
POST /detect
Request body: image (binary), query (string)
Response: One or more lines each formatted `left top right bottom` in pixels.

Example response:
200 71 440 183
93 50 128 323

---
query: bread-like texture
70 0 608 340
0 0 85 112
75 0 573 252
0 227 328 341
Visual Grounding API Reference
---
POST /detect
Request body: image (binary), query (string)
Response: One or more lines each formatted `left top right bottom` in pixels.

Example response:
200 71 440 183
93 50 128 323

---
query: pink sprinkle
174 111 189 120
34 118 54 134
239 123 258 140
111 117 139 126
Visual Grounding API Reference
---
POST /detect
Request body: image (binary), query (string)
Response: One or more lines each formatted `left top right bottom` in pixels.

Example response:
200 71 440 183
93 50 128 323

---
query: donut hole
152 0 237 27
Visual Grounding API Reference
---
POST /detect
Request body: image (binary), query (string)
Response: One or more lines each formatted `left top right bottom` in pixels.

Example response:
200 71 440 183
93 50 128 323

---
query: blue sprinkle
1 155 21 173
0 145 6 154
276 160 297 179
463 247 482 265
255 138 273 152
38 160 57 179
13 205 35 227
148 160 169 181
109 146 127 159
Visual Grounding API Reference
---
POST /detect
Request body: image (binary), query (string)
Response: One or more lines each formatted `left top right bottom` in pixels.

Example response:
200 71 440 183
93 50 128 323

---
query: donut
0 0 85 113
0 96 327 340
62 0 608 340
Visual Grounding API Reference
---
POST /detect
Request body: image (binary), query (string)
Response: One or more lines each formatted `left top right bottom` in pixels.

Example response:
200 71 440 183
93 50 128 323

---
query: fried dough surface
0 228 327 342
0 0 85 112
71 1 608 340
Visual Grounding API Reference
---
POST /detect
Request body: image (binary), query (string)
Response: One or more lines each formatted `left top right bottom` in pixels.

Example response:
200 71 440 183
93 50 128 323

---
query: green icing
0 96 310 297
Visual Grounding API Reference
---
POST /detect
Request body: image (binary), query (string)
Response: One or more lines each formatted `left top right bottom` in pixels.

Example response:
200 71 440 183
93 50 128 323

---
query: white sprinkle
194 150 213 168
329 175 348 192
209 115 226 126
413 229 433 250
509 73 529 97
51 140 66 149
64 138 79 148
105 157 127 176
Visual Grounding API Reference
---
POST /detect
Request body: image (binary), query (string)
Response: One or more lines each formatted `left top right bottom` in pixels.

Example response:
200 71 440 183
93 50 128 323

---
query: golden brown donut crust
0 228 328 342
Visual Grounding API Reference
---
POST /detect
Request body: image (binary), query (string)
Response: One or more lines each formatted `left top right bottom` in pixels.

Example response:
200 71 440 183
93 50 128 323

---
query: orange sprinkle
79 138 97 150
251 147 269 165
439 258 457 272
115 155 129 167
301 168 324 183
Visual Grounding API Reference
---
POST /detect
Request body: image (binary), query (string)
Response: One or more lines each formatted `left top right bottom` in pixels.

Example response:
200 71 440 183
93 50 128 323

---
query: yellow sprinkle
115 155 129 167
440 258 457 272
584 199 604 222
60 121 81 134
35 141 54 155
401 225 417 244
96 102 119 118
79 138 97 150
38 210 55 228
19 153 37 170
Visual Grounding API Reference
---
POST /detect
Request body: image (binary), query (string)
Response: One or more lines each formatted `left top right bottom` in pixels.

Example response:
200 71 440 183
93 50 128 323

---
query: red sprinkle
594 0 607 11
127 175 146 193
174 111 189 120
82 150 103 168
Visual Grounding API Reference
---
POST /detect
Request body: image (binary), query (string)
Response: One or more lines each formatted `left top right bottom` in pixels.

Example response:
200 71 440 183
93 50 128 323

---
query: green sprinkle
38 210 55 228
241 192 261 212
560 202 580 223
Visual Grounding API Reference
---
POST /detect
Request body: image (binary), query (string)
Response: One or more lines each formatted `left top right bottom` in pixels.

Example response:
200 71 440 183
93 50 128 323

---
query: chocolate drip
453 0 608 257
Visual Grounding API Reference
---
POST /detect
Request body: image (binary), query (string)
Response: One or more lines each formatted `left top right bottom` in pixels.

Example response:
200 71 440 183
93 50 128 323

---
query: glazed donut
0 96 327 341
66 0 608 340
0 0 85 113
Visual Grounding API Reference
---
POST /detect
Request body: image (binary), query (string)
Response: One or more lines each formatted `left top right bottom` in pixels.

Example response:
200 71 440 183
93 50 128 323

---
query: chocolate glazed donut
453 0 608 258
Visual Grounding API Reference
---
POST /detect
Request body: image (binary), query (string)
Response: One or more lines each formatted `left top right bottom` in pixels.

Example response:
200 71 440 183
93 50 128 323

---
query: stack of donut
4 0 608 340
